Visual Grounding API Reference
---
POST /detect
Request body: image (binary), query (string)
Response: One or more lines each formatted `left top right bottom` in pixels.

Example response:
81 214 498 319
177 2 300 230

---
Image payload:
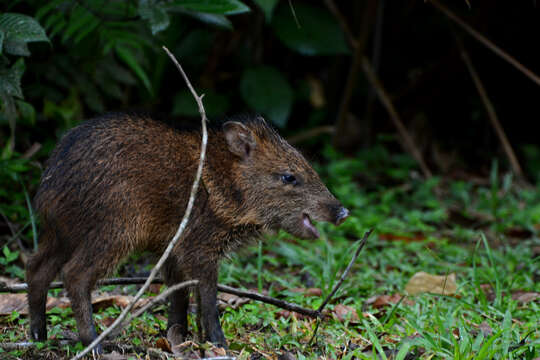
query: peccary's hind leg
163 259 190 340
62 247 111 353
27 228 68 341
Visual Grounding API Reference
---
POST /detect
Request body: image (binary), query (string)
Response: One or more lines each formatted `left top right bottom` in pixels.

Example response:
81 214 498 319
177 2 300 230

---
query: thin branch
73 46 209 360
308 229 372 345
216 284 319 318
361 58 433 178
317 229 372 312
323 0 358 49
456 40 525 179
429 0 540 87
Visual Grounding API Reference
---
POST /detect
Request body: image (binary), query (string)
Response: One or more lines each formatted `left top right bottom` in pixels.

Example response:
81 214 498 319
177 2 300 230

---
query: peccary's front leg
195 264 227 348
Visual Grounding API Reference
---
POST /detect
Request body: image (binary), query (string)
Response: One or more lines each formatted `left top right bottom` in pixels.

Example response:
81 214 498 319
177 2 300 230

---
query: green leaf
166 0 250 15
253 0 279 21
172 89 229 118
3 40 30 56
240 66 293 128
115 45 153 95
0 30 4 54
0 58 25 98
271 3 349 56
138 0 171 35
0 13 49 55
15 100 35 125
182 12 233 29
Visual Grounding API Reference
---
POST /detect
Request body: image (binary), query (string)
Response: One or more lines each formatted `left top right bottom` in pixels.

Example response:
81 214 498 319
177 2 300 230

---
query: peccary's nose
335 207 349 225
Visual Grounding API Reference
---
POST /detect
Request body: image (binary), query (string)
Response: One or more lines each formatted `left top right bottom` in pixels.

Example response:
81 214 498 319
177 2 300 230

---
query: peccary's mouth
302 213 320 238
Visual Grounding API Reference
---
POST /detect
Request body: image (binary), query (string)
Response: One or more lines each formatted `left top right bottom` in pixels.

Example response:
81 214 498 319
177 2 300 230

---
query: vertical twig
429 0 540 87
457 41 525 179
332 0 378 150
308 229 373 346
323 0 358 49
361 58 433 179
73 46 209 359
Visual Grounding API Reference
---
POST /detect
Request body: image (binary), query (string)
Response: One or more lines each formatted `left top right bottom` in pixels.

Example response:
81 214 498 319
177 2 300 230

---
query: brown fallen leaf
405 272 457 295
478 321 493 336
0 293 28 315
101 351 132 360
378 232 426 243
217 292 250 310
171 340 201 357
275 309 309 321
290 287 323 297
511 291 540 304
91 295 149 312
333 304 360 323
366 293 415 309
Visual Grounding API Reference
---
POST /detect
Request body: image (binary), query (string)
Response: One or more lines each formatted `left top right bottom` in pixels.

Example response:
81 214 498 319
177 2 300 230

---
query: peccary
26 113 349 350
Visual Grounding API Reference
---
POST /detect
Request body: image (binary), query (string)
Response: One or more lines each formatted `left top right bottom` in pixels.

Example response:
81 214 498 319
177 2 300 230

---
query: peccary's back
34 113 200 254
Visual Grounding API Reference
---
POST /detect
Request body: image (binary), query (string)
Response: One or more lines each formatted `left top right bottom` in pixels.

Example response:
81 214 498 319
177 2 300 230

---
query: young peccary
26 113 349 350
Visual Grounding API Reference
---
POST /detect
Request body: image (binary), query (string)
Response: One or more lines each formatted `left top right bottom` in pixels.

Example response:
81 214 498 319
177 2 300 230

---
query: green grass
1 145 539 359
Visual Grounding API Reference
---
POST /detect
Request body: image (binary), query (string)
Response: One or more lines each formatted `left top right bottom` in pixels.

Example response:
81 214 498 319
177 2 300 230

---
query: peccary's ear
223 121 256 159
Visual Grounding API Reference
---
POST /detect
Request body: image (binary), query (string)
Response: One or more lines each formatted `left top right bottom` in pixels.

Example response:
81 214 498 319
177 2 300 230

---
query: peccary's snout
335 206 349 225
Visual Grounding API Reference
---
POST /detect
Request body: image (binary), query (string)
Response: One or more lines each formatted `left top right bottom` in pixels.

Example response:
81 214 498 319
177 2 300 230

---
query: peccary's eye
281 174 297 185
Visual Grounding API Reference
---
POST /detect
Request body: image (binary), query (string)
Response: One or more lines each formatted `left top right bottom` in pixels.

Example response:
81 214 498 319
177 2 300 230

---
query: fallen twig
308 229 372 345
456 39 525 179
361 58 433 179
429 0 540 87
73 46 209 359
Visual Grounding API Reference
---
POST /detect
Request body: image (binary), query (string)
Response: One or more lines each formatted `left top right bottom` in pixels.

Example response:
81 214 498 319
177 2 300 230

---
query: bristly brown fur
26 112 346 349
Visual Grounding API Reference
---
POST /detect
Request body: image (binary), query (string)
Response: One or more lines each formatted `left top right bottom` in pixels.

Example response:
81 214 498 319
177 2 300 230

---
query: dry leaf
289 287 322 297
478 321 493 336
333 304 359 322
405 272 457 295
91 295 148 312
511 291 540 304
217 292 250 310
0 293 28 315
171 340 201 357
378 232 426 242
101 351 131 360
366 293 414 308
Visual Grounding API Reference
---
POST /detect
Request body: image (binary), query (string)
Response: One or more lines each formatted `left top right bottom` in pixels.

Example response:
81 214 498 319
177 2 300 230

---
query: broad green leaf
15 100 35 125
3 40 30 56
0 30 4 54
253 0 279 21
0 13 49 55
138 0 171 35
115 45 153 95
166 0 250 15
173 89 229 118
272 3 349 56
240 66 293 128
182 12 233 29
0 58 25 98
